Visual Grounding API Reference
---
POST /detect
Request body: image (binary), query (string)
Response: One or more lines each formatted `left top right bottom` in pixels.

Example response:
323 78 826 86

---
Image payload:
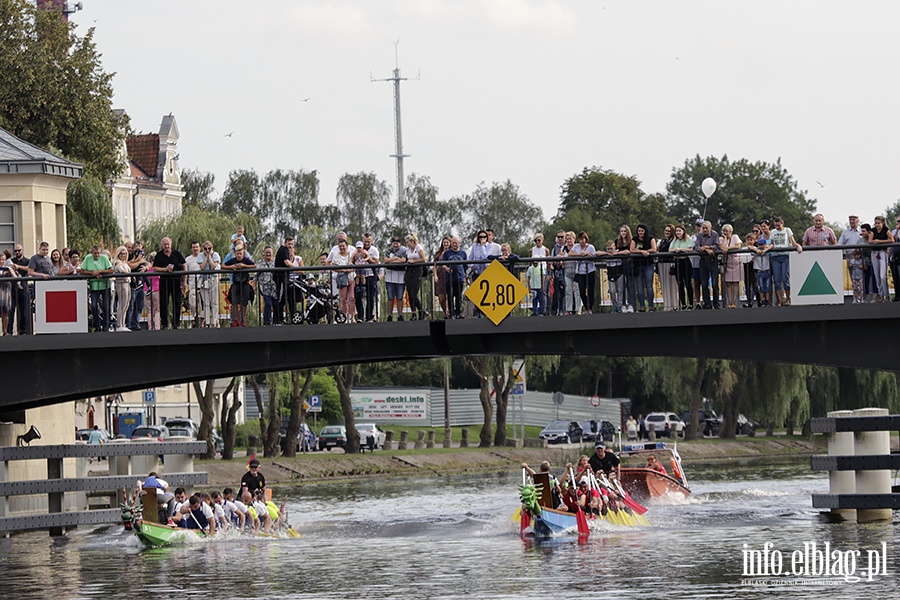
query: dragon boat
516 471 647 538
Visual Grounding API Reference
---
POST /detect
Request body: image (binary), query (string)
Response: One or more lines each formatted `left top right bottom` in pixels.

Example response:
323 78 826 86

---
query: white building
111 113 184 242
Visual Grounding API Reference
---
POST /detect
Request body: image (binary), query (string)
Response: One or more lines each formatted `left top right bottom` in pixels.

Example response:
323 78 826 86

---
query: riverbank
200 436 827 487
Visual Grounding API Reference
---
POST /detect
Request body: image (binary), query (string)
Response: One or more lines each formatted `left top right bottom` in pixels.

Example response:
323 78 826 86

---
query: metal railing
0 242 896 334
0 441 207 536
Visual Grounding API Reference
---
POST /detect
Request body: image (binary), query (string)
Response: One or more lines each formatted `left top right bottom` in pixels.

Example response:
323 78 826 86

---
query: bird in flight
300 97 311 102
224 132 234 138
816 181 824 188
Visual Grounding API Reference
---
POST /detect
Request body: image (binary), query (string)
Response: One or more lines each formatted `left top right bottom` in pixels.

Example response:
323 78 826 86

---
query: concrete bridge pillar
164 436 194 478
853 407 892 523
398 431 408 450
107 438 132 477
826 410 856 522
131 439 160 476
414 430 426 450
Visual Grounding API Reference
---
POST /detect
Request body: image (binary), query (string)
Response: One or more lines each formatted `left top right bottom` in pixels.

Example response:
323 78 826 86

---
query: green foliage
181 169 216 210
336 172 392 244
393 173 461 253
666 154 816 233
138 204 256 257
557 167 671 238
881 200 900 221
65 176 120 251
356 359 446 387
462 180 545 251
0 0 125 180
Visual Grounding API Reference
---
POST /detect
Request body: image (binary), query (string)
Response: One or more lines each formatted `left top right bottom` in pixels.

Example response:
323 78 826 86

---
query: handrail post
48 456 63 536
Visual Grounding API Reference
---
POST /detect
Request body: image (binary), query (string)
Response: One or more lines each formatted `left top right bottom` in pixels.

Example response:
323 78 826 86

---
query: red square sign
45 290 78 323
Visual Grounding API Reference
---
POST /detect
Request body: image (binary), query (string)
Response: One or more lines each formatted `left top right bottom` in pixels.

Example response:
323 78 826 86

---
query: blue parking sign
143 390 156 404
308 394 322 413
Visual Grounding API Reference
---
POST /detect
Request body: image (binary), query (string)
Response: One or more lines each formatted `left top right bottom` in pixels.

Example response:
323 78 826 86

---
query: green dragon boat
134 520 206 547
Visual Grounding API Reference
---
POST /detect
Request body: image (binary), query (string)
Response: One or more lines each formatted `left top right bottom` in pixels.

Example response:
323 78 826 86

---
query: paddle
519 468 531 534
601 473 647 515
279 499 302 538
569 467 590 536
188 508 208 536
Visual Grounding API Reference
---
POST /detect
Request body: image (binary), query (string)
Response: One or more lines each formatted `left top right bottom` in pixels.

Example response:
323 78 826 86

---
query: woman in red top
646 454 668 474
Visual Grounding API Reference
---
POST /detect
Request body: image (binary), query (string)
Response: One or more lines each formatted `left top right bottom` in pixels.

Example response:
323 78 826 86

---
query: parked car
280 422 318 453
165 418 224 454
75 428 110 443
645 412 685 438
681 410 719 437
130 425 170 441
163 418 199 437
539 420 583 444
579 420 618 443
355 423 387 450
318 425 347 451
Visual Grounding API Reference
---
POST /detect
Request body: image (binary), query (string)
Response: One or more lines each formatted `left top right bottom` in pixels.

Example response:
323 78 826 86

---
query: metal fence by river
0 458 896 599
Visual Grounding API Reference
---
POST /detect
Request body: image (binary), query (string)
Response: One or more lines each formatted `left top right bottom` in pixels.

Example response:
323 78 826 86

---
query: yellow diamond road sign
464 260 529 325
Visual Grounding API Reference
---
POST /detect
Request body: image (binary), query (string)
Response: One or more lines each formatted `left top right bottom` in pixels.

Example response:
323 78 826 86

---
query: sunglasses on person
477 235 486 239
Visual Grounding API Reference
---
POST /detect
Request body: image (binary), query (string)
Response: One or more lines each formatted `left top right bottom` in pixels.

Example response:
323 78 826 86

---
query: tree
557 167 669 242
139 205 256 257
330 365 360 453
881 200 900 221
0 0 126 180
191 380 217 459
259 168 322 245
463 356 495 447
181 169 216 210
282 370 314 458
66 176 121 251
666 155 815 232
463 180 545 250
392 174 462 252
336 172 392 244
218 377 241 460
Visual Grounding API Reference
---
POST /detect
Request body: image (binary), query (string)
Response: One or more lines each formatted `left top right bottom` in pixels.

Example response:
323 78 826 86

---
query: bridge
1 302 897 411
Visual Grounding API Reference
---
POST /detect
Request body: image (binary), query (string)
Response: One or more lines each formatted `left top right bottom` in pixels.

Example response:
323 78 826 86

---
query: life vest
266 500 280 522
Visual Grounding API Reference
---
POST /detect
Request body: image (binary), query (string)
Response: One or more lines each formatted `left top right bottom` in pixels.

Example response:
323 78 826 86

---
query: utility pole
371 42 417 221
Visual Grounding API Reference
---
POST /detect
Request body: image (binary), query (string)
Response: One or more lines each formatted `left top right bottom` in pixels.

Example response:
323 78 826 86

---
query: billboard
350 389 429 421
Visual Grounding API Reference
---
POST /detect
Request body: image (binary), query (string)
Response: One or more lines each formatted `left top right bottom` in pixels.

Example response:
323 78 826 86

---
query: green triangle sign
798 261 836 296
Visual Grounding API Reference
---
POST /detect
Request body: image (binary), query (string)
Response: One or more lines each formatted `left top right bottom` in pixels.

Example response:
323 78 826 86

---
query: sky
77 0 900 227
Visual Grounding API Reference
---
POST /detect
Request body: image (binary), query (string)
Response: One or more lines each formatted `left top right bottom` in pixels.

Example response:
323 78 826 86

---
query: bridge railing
1 242 896 333
0 440 207 536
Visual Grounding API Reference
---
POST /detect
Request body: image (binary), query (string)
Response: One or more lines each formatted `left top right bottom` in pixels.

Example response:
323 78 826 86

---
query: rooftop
0 127 83 178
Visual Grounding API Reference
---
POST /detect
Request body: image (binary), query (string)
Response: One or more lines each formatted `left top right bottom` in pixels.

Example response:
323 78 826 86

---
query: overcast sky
79 1 900 228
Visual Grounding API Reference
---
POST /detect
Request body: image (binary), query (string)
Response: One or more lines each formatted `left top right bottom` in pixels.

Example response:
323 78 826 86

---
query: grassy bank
199 435 827 487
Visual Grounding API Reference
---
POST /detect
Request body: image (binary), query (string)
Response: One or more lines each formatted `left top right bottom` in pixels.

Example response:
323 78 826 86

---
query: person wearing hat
588 442 620 477
240 459 266 495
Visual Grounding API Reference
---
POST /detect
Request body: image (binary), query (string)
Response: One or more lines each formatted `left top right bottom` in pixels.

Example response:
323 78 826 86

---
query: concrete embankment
201 437 826 487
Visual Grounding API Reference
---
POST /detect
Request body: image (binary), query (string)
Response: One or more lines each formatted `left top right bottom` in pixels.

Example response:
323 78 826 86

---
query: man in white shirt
184 241 203 325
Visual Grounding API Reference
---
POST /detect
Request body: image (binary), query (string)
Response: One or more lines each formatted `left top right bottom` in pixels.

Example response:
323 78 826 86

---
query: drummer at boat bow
241 459 266 494
178 494 217 535
588 442 620 477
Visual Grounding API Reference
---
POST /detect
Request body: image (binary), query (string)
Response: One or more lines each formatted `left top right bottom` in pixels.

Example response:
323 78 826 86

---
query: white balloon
701 178 717 199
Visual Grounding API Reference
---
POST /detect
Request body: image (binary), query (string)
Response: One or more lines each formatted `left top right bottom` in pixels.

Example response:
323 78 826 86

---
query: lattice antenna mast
371 41 418 219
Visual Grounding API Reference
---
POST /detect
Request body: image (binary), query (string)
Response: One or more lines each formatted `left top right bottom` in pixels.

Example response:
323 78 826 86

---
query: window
0 203 16 254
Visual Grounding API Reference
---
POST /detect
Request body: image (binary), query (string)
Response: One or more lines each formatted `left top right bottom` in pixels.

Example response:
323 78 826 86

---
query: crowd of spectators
0 212 897 333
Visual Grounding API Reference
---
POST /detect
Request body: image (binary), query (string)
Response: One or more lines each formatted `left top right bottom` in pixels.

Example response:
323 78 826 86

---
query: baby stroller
293 277 345 324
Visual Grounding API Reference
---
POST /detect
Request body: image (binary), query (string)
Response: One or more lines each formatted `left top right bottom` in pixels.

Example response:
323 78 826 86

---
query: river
0 458 897 599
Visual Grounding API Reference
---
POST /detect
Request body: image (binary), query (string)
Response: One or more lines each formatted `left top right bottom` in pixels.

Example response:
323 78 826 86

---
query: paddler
521 461 562 508
178 494 216 535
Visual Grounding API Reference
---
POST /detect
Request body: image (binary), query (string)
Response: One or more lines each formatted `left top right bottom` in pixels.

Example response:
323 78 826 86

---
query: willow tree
139 205 256 257
66 176 120 251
